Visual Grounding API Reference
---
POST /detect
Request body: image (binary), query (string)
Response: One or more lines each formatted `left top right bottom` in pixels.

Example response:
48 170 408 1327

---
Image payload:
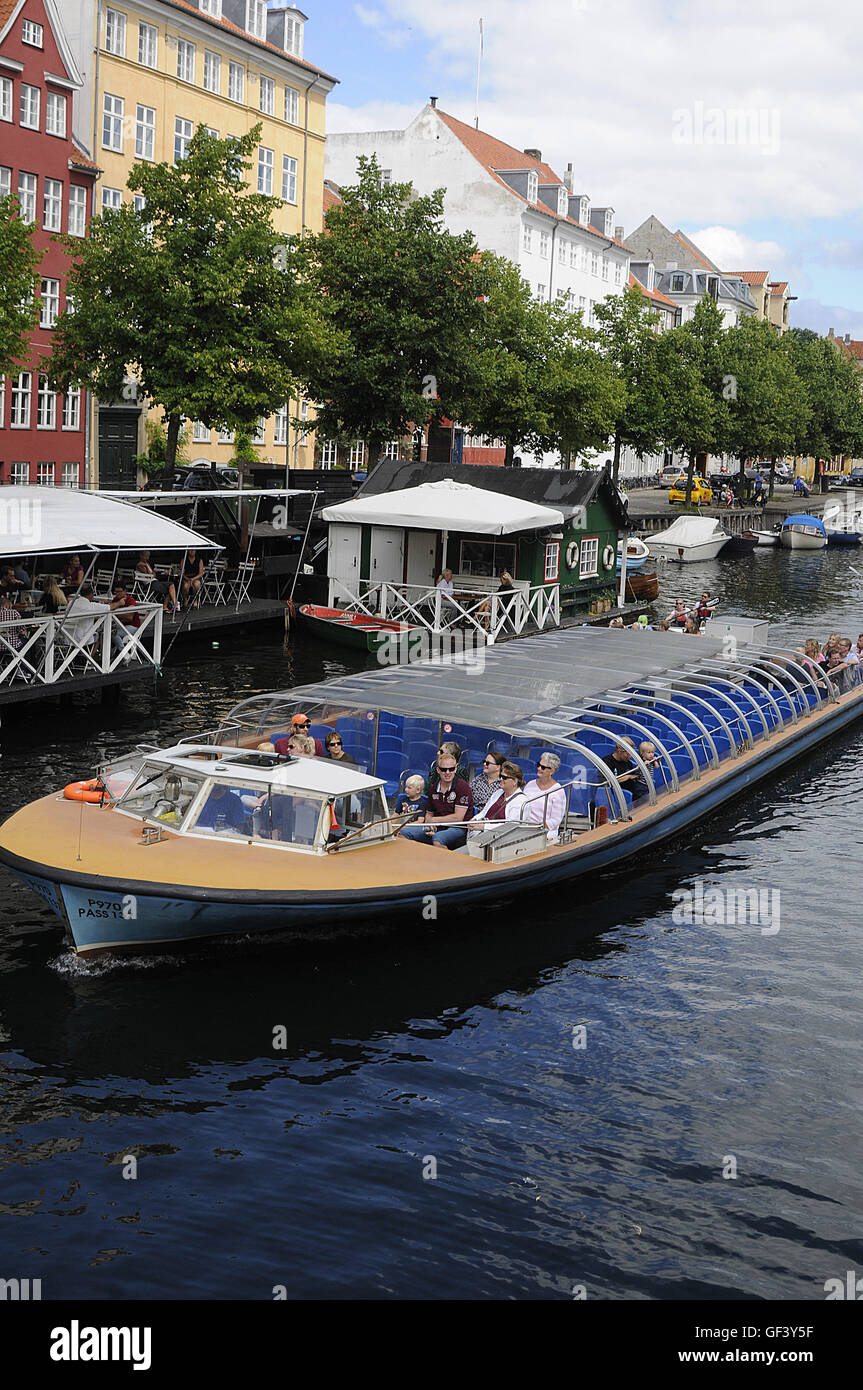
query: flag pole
474 18 483 129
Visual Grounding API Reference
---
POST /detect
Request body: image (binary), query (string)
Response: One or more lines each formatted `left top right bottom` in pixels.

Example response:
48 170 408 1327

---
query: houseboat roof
244 626 743 730
353 461 630 528
320 477 565 533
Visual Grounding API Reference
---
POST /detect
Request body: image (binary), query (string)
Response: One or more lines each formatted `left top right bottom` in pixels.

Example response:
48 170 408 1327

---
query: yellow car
668 475 713 504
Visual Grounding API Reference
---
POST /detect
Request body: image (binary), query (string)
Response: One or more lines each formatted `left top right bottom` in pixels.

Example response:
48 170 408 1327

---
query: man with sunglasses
399 755 474 849
274 712 325 758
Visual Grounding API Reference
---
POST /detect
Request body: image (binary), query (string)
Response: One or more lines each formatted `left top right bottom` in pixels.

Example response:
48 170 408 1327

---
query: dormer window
579 197 589 224
604 210 613 236
707 276 719 299
247 0 267 41
285 11 305 58
671 274 685 293
199 0 222 17
527 170 538 203
557 186 568 217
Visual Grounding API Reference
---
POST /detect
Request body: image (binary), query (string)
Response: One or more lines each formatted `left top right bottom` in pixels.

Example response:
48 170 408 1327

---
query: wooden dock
161 597 287 638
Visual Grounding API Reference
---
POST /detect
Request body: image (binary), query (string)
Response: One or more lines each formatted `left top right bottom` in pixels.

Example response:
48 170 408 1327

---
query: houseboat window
578 536 599 578
458 540 516 577
118 767 205 827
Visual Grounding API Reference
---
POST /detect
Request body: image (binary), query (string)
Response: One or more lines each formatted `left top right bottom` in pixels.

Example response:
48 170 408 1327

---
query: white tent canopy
0 486 220 558
320 478 565 534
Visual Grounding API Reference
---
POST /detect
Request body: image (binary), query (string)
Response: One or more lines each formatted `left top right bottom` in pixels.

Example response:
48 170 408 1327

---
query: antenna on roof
474 17 483 130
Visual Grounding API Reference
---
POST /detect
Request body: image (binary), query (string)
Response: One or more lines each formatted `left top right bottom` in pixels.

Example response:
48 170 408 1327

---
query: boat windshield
188 786 325 848
117 765 206 829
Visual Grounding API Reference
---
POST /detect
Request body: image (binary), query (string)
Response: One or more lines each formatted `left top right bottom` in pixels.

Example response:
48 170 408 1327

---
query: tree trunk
768 455 777 500
164 413 181 475
611 431 622 486
504 439 515 467
737 455 747 505
685 451 696 506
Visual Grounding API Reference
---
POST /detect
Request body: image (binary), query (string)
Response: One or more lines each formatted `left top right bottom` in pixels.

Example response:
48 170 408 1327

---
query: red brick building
0 0 97 487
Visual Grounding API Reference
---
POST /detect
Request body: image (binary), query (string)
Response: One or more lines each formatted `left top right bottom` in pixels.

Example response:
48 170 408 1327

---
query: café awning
320 478 565 534
0 486 220 557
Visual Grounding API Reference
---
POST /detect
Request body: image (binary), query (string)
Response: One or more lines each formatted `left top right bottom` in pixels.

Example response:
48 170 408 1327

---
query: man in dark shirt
399 754 473 848
195 783 248 834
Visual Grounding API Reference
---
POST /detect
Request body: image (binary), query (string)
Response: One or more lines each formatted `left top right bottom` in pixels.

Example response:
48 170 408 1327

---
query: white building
625 216 756 327
326 102 631 329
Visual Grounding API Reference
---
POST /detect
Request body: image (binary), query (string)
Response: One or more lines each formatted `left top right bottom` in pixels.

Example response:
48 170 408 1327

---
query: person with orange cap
274 713 325 757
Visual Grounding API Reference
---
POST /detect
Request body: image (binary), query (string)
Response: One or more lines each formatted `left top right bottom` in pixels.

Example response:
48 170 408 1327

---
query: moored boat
647 515 731 562
780 514 828 550
616 537 651 572
299 603 420 652
749 527 781 548
1 627 861 959
624 569 659 601
721 533 759 555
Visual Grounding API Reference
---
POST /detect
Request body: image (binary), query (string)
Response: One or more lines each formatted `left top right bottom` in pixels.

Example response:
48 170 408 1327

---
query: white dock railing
0 602 163 688
334 580 561 644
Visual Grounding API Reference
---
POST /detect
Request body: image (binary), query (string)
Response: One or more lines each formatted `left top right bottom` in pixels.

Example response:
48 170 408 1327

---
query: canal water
1 547 861 1300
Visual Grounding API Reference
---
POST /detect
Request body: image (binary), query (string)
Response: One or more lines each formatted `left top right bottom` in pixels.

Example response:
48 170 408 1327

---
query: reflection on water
0 569 862 1300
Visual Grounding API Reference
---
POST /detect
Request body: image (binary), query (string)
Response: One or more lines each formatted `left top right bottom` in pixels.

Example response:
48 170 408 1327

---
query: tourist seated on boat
469 750 504 811
603 739 639 790
523 753 566 842
609 617 624 628
630 743 659 803
195 782 249 834
286 733 315 757
692 591 716 624
428 741 469 786
394 775 427 819
822 649 855 693
467 762 527 834
667 599 688 627
683 616 701 635
400 751 474 849
800 638 825 673
656 620 671 632
324 731 356 764
835 639 860 685
274 713 325 757
856 634 863 660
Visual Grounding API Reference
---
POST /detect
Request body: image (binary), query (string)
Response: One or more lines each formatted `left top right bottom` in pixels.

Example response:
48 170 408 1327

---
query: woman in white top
523 751 567 842
469 761 527 830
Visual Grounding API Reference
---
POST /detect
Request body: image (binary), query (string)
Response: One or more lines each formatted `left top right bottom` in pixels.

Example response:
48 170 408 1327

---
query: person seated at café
630 742 660 803
135 552 177 612
180 550 205 606
0 565 27 598
108 583 141 655
61 554 85 589
135 551 157 576
0 593 26 650
469 750 504 811
394 775 427 819
274 714 325 757
467 762 527 831
324 731 356 764
40 576 67 614
400 750 474 849
523 752 566 842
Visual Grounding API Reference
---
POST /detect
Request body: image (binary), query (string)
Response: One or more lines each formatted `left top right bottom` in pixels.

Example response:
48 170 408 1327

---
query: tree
291 155 485 467
594 285 667 483
784 329 863 490
656 296 728 503
718 316 810 496
0 195 42 379
49 126 322 469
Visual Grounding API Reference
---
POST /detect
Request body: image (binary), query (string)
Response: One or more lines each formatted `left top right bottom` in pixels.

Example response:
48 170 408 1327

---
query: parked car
658 465 684 487
668 474 713 504
173 465 239 491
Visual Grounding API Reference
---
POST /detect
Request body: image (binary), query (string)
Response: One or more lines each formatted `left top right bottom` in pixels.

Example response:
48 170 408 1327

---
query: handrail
681 662 771 739
638 679 752 751
500 728 632 822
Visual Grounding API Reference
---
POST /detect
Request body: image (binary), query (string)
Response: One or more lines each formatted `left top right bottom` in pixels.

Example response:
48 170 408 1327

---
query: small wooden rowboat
624 569 659 601
299 604 419 652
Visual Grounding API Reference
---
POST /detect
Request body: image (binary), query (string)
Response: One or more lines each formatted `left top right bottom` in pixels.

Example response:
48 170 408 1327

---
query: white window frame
578 535 599 579
349 441 365 468
527 170 538 203
200 0 222 16
522 224 532 253
23 18 43 47
0 76 11 123
282 155 297 203
285 15 303 57
17 172 37 224
12 462 30 485
536 283 546 302
43 179 62 232
203 51 220 94
320 440 338 468
557 186 568 216
101 186 122 213
46 91 67 137
1 166 12 199
259 74 274 115
40 277 60 328
138 21 157 68
11 372 32 428
614 262 622 286
20 83 40 130
217 427 235 444
62 462 79 488
247 0 267 41
557 238 567 264
62 388 81 431
570 243 580 269
174 117 193 163
228 62 244 104
135 104 155 160
250 418 266 445
177 39 195 85
192 421 210 443
383 440 399 460
103 93 124 152
257 146 273 196
37 462 55 487
590 251 599 276
284 85 299 124
602 256 609 281
68 185 87 236
104 8 126 57
543 541 560 584
274 403 288 446
36 375 56 429
539 230 550 259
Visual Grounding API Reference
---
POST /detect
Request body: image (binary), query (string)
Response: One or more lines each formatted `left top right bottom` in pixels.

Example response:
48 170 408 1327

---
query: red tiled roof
0 0 18 33
433 107 631 252
69 138 100 173
835 338 863 361
726 270 769 285
672 230 717 271
165 0 337 83
628 272 677 309
770 281 788 295
323 180 342 213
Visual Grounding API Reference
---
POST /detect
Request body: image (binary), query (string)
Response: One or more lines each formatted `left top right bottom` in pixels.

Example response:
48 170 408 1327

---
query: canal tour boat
1 626 861 958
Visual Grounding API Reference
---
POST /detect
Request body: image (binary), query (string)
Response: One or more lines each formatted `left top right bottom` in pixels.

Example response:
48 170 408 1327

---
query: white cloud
685 228 787 273
791 298 863 337
352 3 412 48
327 100 422 135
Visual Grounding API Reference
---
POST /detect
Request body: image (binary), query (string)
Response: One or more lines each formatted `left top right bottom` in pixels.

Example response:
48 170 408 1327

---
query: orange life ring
63 779 106 804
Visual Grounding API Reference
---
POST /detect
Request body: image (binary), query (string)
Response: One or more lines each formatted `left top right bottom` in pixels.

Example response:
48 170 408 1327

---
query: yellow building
65 1 337 482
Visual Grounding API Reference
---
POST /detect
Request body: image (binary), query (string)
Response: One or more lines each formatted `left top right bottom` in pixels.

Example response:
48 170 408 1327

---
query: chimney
846 333 852 343
828 327 834 337
429 96 438 108
523 147 542 161
563 162 574 193
614 225 624 241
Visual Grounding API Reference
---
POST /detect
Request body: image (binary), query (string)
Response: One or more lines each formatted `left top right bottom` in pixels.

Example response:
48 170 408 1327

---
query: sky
298 0 863 338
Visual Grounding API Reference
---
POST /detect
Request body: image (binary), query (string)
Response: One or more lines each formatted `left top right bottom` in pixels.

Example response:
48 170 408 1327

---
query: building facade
62 0 337 483
0 0 97 487
625 216 756 327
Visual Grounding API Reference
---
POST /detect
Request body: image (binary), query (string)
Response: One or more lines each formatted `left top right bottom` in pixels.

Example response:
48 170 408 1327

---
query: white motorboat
616 536 651 572
750 528 781 548
647 516 731 563
780 514 827 551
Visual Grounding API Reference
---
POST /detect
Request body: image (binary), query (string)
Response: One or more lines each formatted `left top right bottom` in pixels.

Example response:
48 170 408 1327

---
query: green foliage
594 286 668 480
230 426 259 468
49 126 326 466
0 196 42 378
719 316 810 466
134 416 191 474
784 328 863 464
656 296 730 501
291 154 484 464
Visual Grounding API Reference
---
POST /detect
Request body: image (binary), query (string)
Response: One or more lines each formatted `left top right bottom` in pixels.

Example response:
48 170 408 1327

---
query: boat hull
826 531 861 546
751 531 780 547
647 539 728 562
780 531 827 550
6 685 862 956
624 569 659 601
299 604 418 652
721 534 758 555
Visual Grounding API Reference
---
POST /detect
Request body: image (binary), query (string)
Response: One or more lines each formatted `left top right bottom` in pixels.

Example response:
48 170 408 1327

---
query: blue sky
300 0 863 337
